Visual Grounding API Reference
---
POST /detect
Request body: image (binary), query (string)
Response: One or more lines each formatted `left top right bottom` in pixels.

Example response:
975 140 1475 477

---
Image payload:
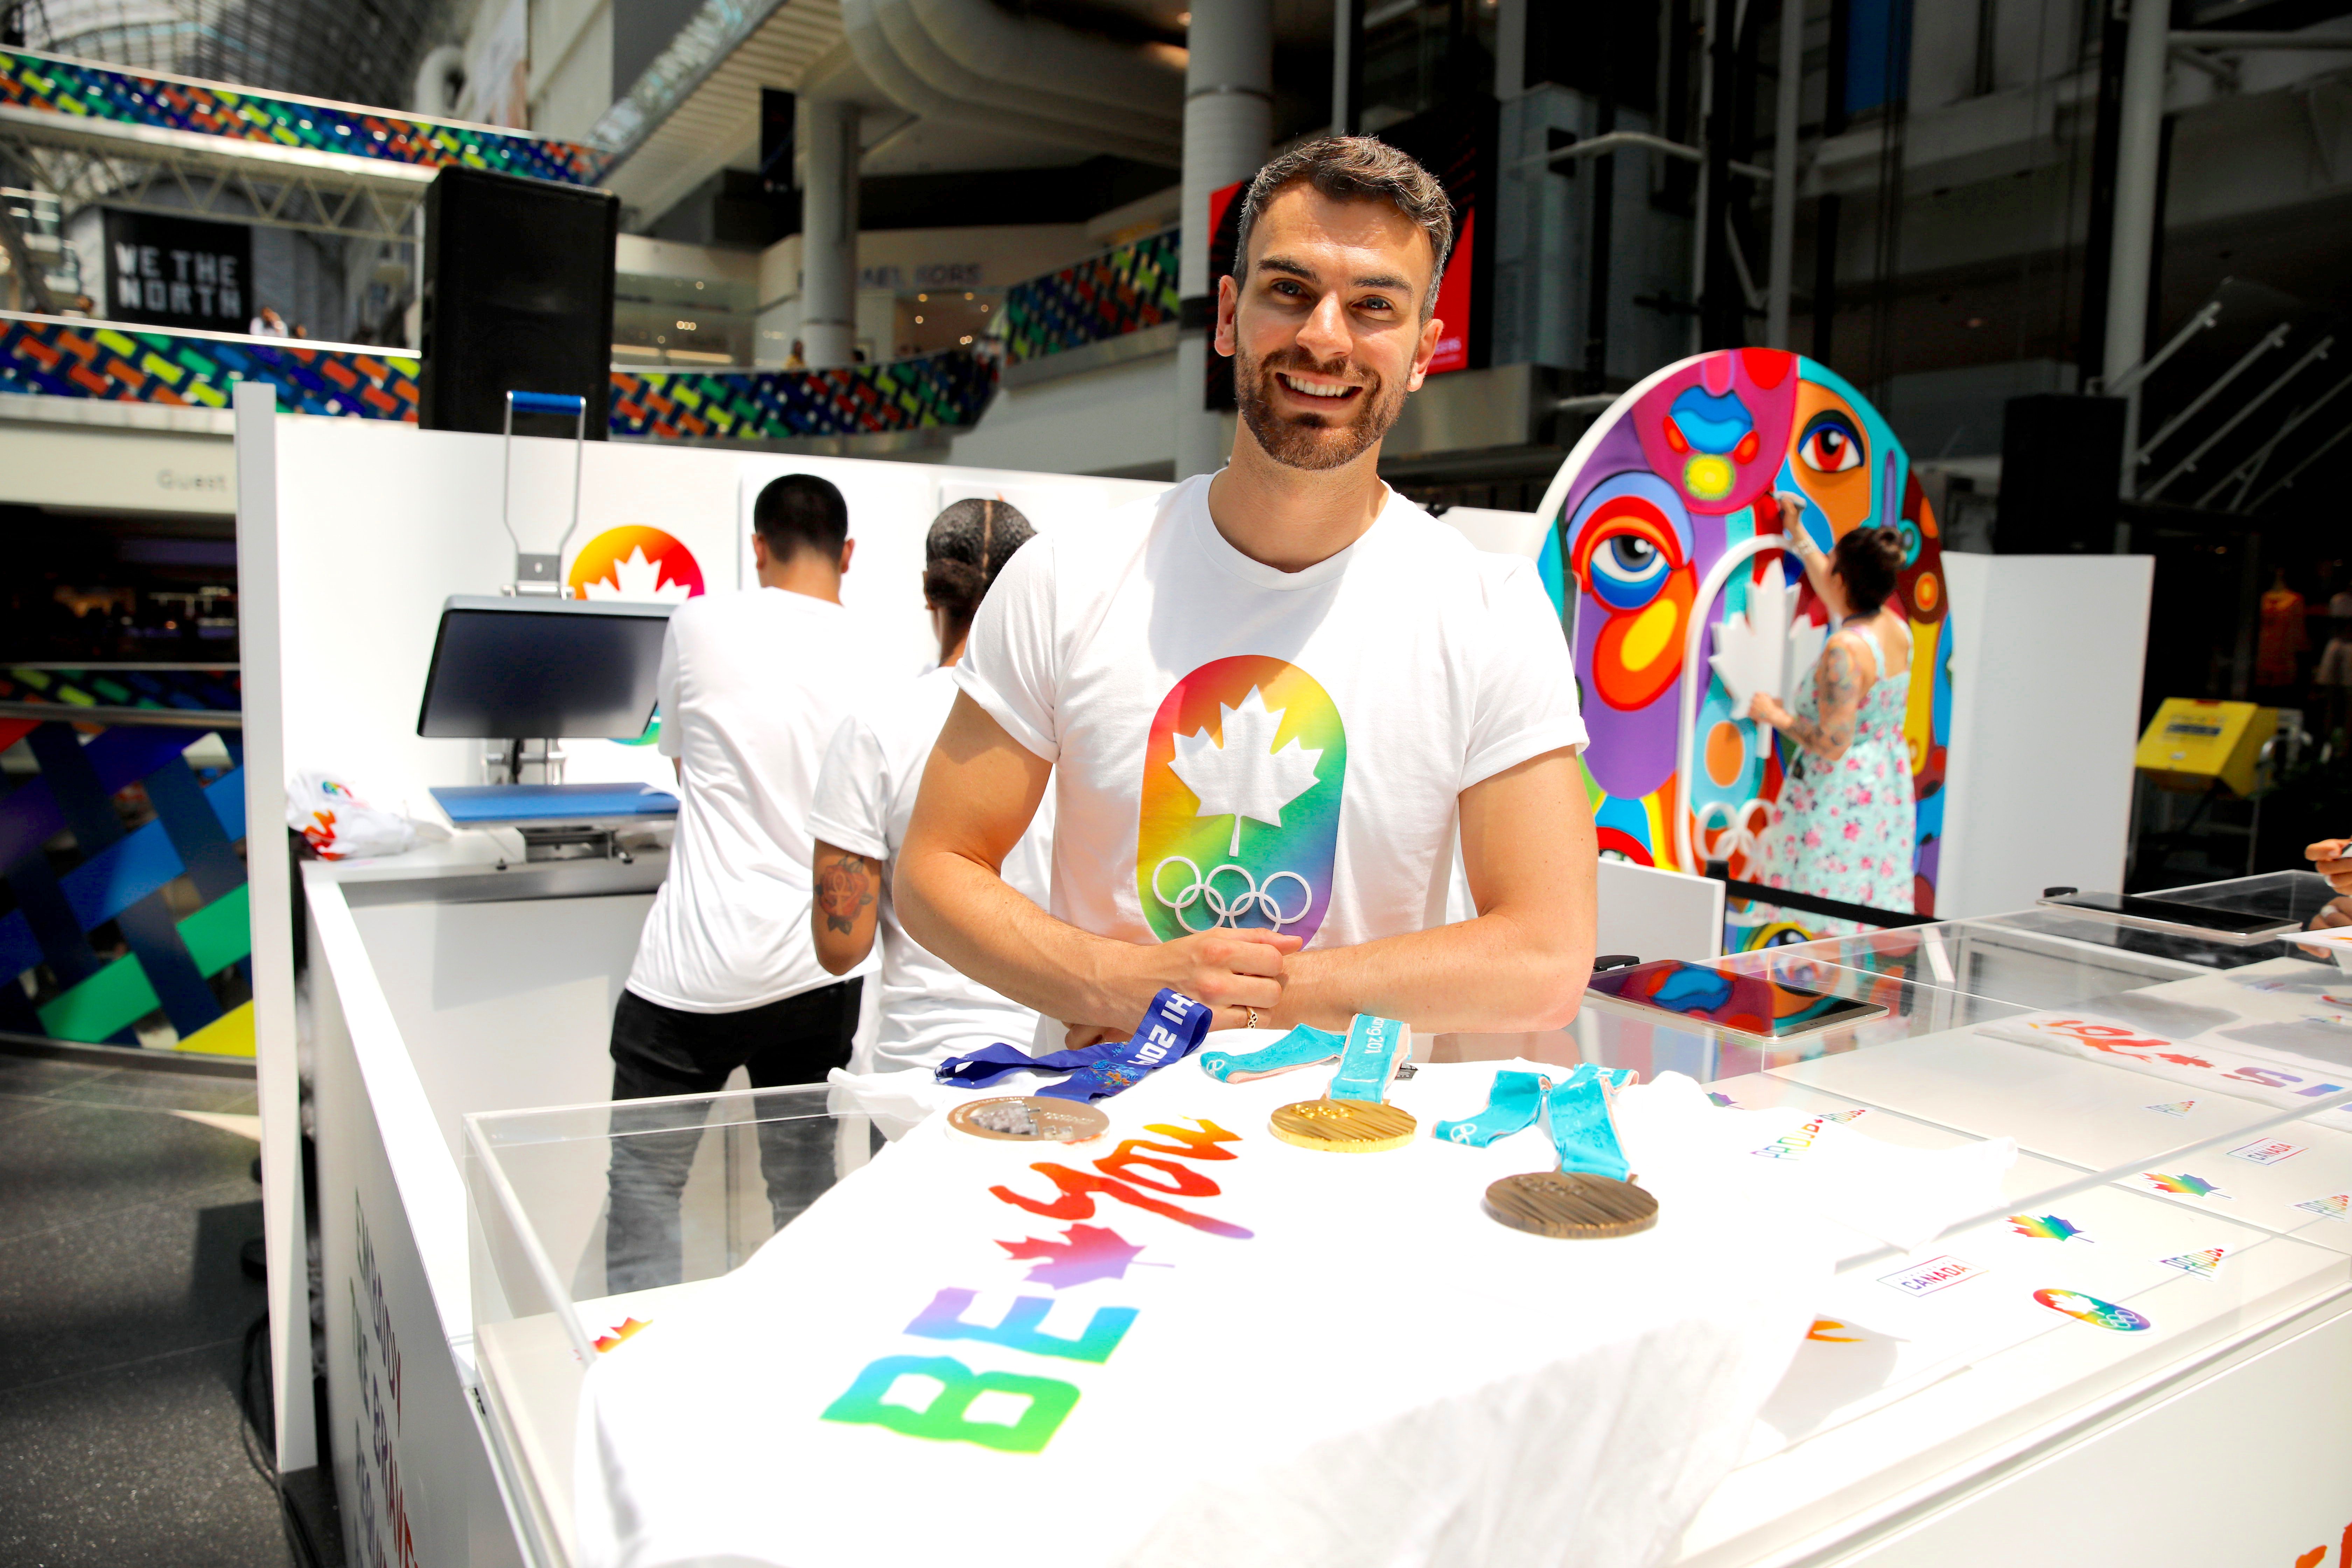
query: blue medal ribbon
1327 1014 1412 1103
1198 1023 1345 1083
1544 1063 1633 1182
1434 1070 1552 1146
933 989 1213 1104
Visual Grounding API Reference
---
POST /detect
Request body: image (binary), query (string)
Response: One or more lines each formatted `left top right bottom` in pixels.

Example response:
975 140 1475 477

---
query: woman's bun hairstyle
924 498 1036 624
1831 525 1906 616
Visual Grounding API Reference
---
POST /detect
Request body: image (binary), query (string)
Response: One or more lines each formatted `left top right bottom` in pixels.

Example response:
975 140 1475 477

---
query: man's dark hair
924 498 1035 631
1230 136 1455 316
753 473 850 558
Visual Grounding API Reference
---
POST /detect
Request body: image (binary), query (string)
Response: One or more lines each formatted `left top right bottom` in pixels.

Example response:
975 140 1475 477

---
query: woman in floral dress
1747 513 1914 929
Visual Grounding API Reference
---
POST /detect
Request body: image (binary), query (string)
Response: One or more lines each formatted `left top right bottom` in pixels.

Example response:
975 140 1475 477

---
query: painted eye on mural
1896 518 1923 567
1798 412 1866 474
1581 517 1686 612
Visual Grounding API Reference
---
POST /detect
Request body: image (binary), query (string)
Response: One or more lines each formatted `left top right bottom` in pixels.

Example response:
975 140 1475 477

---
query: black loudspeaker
1994 394 2127 553
420 166 618 437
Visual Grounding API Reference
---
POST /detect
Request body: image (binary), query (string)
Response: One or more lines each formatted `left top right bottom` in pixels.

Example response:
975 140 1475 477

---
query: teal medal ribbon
1197 1024 1344 1083
1434 1070 1552 1146
1326 1015 1410 1103
1544 1063 1633 1182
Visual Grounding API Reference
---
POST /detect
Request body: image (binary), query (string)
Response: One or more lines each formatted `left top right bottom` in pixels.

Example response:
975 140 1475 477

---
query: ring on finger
1245 1006 1259 1030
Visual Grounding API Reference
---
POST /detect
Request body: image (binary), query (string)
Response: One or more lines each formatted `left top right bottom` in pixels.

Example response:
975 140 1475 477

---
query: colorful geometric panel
994 229 1178 365
0 314 420 420
0 46 607 185
608 350 998 441
0 715 251 1054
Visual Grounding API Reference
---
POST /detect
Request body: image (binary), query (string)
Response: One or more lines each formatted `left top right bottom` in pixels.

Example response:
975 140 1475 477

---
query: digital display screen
416 596 670 740
1588 960 1888 1040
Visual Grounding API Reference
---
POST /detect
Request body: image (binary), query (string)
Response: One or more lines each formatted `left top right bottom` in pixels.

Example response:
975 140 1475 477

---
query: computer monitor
416 595 671 740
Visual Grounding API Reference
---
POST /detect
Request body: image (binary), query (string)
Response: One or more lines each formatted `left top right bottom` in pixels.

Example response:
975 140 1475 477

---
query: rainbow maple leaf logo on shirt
1138 656 1347 943
1169 688 1324 857
2008 1213 2090 1243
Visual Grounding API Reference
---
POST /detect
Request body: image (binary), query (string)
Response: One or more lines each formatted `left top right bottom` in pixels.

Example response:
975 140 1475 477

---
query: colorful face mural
1543 349 1955 948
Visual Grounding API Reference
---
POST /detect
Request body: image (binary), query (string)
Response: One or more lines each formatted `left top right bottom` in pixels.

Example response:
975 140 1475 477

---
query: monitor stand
487 737 566 787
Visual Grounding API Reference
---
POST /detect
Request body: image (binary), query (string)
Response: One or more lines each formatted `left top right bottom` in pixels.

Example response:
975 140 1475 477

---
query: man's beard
1233 345 1409 471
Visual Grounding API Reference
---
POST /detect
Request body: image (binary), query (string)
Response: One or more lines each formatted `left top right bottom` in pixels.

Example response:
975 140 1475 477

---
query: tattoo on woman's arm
817 854 876 934
1783 642 1861 761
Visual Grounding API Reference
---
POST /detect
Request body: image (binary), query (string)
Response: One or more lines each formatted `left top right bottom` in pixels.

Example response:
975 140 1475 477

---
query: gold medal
1269 1097 1419 1153
1483 1171 1659 1238
947 1097 1111 1144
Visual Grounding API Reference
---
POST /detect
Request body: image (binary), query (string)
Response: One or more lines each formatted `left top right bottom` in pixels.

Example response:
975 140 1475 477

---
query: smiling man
896 136 1597 1046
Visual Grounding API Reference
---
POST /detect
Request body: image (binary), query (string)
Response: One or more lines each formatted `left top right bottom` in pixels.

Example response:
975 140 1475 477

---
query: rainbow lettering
821 1118 1250 1455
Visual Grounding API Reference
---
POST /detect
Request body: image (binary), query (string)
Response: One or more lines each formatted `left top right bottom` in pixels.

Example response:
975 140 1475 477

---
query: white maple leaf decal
1168 687 1323 856
579 546 693 603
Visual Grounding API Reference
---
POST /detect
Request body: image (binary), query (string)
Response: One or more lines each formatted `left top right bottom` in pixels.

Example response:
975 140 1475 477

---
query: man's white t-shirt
627 586 877 1013
954 473 1586 1038
807 666 1056 1071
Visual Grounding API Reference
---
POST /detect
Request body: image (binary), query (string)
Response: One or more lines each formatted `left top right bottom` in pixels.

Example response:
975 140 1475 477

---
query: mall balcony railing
0 225 1190 435
988 226 1179 368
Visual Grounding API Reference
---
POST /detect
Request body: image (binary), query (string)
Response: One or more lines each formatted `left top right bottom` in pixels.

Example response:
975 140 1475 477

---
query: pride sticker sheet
1702 1074 2282 1457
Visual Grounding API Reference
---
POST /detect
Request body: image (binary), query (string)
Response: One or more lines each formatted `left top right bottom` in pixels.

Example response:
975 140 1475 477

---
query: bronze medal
947 1097 1111 1144
1269 1097 1419 1153
1483 1171 1659 1238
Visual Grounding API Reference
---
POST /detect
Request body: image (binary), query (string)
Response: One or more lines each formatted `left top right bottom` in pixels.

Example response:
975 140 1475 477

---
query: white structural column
2102 0 2172 492
1174 0 1273 481
802 98 863 370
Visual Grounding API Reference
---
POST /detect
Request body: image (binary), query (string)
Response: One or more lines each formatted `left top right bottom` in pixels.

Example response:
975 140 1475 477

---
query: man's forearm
895 847 1140 1029
1270 908 1592 1036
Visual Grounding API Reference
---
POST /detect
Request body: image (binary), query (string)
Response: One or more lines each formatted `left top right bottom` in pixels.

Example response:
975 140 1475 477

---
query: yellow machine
2135 699 2277 797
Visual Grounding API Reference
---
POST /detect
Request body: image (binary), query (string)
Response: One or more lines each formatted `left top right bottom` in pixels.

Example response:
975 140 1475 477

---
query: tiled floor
0 1054 295 1566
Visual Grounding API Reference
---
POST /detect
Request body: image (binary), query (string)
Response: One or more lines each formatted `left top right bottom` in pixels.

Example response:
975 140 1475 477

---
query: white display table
310 863 2352 1568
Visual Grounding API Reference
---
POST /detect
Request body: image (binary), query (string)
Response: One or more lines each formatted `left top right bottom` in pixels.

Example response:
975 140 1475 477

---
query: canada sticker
1878 1254 1986 1297
2226 1137 2308 1166
2292 1193 2350 1221
2145 1100 2197 1118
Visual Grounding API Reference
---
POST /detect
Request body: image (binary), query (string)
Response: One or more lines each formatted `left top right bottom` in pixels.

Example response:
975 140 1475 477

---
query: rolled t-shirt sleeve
1461 557 1589 789
952 534 1062 763
806 714 891 862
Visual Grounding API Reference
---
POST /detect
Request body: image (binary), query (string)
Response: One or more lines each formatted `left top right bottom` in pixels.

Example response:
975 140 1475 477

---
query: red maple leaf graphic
995 1224 1152 1288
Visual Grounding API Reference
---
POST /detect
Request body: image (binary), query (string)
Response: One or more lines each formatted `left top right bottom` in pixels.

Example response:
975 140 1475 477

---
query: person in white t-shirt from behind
896 137 1597 1046
805 498 1055 1071
604 472 877 1292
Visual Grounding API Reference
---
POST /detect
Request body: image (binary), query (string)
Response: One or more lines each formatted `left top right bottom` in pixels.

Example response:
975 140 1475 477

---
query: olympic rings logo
1150 856 1312 933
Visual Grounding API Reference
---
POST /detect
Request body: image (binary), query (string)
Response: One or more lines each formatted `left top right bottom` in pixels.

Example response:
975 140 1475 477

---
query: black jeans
604 980 862 1293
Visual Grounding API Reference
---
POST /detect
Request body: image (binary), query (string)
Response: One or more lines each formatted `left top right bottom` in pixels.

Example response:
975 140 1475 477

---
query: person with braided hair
1746 499 1918 928
806 498 1057 1071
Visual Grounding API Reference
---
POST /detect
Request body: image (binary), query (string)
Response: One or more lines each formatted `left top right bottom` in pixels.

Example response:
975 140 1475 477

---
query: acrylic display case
462 878 2352 1568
